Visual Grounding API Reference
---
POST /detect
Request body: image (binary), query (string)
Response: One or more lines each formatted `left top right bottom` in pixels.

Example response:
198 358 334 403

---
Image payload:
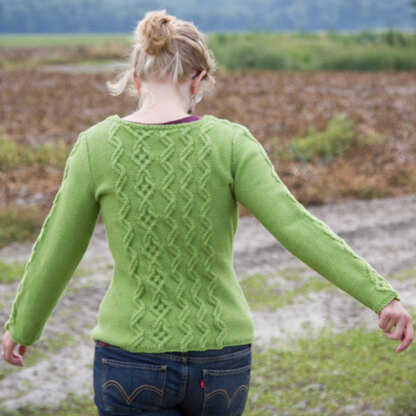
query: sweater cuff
374 292 400 315
3 320 33 347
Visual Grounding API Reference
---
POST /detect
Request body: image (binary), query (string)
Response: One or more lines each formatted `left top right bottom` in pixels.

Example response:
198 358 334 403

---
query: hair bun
136 9 175 56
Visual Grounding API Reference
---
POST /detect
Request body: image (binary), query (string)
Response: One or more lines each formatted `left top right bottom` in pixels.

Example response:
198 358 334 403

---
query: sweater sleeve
231 126 399 315
3 131 100 346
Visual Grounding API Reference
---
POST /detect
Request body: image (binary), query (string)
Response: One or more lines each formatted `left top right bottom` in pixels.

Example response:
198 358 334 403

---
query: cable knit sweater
4 113 399 353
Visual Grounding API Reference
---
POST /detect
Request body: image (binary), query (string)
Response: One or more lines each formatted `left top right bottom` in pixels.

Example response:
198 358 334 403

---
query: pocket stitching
204 363 252 376
102 379 164 403
205 384 249 406
101 358 167 412
102 356 167 371
201 364 251 415
189 348 250 363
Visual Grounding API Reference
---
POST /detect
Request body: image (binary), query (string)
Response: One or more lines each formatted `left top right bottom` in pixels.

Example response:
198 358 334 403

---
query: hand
378 299 414 353
1 330 27 366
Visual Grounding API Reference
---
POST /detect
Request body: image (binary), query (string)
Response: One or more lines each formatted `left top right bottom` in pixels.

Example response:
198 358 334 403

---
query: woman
1 9 413 416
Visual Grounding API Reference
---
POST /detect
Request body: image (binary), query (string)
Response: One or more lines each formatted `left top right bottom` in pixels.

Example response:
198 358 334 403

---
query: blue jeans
93 341 252 416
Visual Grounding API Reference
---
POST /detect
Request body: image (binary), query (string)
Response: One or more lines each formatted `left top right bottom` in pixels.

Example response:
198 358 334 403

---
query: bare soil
1 68 415 216
0 63 415 412
0 192 415 411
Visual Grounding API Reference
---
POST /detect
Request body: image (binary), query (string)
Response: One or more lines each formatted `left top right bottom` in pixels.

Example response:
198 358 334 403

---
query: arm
231 126 399 313
2 131 100 351
232 126 413 352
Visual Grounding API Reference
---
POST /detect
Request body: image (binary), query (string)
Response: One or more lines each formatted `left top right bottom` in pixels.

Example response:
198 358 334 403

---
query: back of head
106 9 217 102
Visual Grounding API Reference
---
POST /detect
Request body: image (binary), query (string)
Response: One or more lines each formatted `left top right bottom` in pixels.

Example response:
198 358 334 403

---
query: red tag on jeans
200 379 205 389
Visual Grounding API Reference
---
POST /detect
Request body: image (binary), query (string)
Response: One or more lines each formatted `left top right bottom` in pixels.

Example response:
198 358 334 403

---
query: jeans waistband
96 340 251 355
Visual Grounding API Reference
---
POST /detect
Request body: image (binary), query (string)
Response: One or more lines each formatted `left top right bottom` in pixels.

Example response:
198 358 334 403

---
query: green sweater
4 114 399 353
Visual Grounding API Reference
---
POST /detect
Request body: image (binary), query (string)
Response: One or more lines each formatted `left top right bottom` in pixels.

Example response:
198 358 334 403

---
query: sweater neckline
112 114 209 130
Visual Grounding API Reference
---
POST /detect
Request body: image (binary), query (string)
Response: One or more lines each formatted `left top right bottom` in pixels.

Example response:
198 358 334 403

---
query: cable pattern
242 129 397 297
179 125 209 347
126 123 172 351
198 123 227 349
5 115 261 351
108 123 147 351
159 130 192 351
6 113 399 351
6 133 84 330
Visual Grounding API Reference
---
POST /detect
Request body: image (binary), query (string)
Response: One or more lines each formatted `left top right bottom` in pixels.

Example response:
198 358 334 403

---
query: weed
286 113 354 163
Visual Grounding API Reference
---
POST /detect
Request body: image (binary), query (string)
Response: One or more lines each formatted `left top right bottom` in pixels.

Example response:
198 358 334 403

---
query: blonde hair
106 9 217 103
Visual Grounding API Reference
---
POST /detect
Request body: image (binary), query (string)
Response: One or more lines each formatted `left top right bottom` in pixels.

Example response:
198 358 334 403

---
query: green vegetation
0 204 45 249
0 136 69 170
240 271 333 311
245 326 416 415
0 33 130 48
209 30 416 72
1 30 416 71
1 327 415 415
283 113 385 163
0 332 76 383
0 392 97 416
0 135 71 249
0 259 26 284
388 267 416 282
287 113 354 163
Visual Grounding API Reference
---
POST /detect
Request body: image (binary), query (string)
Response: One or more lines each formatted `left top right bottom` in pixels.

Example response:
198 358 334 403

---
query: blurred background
0 1 416 415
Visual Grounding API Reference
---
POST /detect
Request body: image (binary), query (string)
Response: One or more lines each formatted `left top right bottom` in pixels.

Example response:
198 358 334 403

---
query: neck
138 81 191 116
133 107 192 122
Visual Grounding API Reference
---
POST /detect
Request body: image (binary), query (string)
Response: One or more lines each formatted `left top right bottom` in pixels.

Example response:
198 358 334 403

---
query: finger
378 312 391 331
396 321 414 353
383 317 397 333
10 351 24 366
3 345 24 367
384 319 405 340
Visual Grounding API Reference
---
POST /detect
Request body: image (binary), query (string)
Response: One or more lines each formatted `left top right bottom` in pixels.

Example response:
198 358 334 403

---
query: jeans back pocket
101 357 167 414
201 363 251 416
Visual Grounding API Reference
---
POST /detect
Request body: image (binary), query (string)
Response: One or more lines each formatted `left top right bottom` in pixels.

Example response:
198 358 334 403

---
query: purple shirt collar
132 115 202 125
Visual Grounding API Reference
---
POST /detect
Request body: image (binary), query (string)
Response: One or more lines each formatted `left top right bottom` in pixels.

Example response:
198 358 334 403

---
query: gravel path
1 193 416 412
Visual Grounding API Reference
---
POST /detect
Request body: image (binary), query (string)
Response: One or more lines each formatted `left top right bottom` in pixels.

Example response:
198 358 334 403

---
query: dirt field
1 68 415 217
0 65 416 413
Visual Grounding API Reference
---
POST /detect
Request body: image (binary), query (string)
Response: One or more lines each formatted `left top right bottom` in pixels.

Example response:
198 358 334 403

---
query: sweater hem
91 335 255 354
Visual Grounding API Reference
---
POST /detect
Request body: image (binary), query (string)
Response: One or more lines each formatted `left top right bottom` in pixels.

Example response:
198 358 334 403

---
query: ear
132 71 141 92
191 69 207 94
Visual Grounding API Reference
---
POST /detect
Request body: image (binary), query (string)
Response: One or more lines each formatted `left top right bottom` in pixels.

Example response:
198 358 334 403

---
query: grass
0 332 76 383
0 33 130 48
245 326 416 415
210 30 416 71
0 203 45 249
0 133 72 249
0 259 26 283
1 30 416 71
240 270 333 311
0 135 69 170
1 327 415 415
0 391 97 416
1 267 414 415
389 267 416 282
